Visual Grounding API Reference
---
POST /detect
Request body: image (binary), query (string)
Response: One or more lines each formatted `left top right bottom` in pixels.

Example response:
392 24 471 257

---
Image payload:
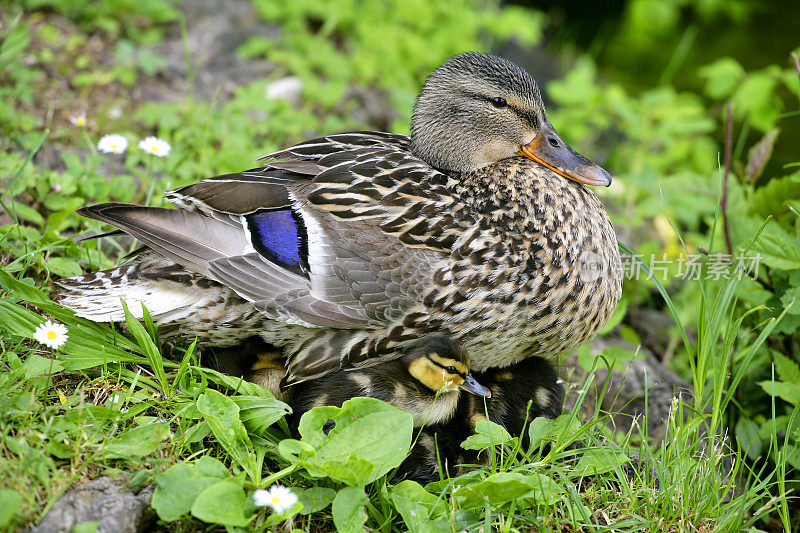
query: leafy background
1 0 799 530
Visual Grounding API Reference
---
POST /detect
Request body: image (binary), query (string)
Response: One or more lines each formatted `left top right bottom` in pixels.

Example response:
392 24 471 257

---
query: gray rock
143 0 280 103
626 306 692 362
562 336 693 440
27 477 154 533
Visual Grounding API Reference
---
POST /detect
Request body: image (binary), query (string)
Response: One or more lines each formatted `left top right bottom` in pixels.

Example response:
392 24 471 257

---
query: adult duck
59 52 622 386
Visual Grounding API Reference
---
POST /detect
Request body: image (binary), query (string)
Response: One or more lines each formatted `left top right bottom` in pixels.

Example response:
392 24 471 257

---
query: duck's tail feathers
76 203 249 278
55 255 206 322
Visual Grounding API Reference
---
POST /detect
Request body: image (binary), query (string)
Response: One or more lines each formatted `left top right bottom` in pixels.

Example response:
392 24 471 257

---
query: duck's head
405 335 491 397
411 52 611 186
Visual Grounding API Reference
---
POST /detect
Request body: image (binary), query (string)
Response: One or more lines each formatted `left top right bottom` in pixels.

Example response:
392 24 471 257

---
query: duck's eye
490 97 507 108
444 366 458 374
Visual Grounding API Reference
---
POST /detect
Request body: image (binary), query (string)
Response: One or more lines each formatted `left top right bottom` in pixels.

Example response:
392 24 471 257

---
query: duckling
289 334 491 428
59 52 621 388
202 337 289 401
459 355 563 437
396 355 564 483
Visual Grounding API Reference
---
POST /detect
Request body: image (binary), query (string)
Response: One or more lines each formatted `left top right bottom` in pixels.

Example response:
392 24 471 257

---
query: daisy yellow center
111 144 117 149
76 118 85 125
151 147 158 152
47 330 57 339
271 496 281 505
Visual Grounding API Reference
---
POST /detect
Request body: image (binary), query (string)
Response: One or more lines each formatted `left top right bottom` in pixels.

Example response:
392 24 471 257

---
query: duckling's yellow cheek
447 375 465 392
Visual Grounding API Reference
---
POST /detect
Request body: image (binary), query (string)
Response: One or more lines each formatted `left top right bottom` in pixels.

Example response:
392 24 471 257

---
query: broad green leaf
296 487 336 515
277 438 316 462
194 455 230 478
181 421 211 444
191 480 250 527
528 414 580 450
773 352 800 383
45 257 83 277
0 300 47 338
735 418 763 460
390 480 449 532
152 458 229 521
424 470 486 495
780 288 800 316
451 472 536 509
750 172 800 220
196 390 259 480
785 445 800 470
571 448 631 478
750 222 800 270
731 68 781 132
518 472 565 506
233 395 291 437
0 21 30 70
758 381 800 405
23 354 64 379
331 487 368 533
45 441 75 459
103 422 170 459
7 200 44 225
278 438 375 486
0 268 49 304
0 489 23 528
698 57 744 100
285 397 413 485
460 419 514 450
310 457 375 487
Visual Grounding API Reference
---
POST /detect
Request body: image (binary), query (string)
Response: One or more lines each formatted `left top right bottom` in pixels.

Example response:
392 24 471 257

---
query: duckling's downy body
58 52 621 385
290 334 490 427
397 355 564 483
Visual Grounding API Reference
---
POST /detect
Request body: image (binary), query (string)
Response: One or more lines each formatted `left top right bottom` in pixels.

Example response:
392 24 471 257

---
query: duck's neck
449 157 563 227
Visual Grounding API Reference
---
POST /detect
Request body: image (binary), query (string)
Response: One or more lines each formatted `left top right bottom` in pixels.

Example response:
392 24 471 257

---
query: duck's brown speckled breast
420 157 622 370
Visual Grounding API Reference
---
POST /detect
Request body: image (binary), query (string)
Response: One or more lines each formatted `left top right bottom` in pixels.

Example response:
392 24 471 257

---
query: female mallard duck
398 354 564 483
289 334 490 428
58 52 622 385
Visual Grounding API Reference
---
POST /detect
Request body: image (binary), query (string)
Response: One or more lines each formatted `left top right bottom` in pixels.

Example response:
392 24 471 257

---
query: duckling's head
405 335 491 397
411 52 611 186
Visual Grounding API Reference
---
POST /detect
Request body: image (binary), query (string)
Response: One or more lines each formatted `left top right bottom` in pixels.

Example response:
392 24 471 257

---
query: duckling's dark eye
444 366 458 374
490 97 507 108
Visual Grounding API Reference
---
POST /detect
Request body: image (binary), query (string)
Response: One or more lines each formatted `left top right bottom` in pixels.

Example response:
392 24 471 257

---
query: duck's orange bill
517 125 612 187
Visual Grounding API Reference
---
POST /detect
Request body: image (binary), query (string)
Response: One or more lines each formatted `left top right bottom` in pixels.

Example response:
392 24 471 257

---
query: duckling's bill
517 123 612 187
461 374 491 397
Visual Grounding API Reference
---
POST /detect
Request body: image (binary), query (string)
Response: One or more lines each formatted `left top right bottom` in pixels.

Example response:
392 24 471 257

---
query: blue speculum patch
247 209 308 275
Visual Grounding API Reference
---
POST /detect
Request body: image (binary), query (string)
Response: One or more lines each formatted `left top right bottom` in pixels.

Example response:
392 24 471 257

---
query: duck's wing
77 133 457 335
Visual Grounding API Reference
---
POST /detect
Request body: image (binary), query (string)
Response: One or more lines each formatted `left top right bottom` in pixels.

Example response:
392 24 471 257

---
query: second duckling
396 354 564 483
290 334 491 428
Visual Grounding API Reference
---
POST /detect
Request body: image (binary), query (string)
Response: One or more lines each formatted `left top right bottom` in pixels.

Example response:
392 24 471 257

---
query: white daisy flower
97 134 129 154
253 485 298 515
68 113 87 127
138 136 171 157
33 320 69 349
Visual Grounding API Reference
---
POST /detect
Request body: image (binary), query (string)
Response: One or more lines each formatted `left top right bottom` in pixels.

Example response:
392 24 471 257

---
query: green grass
1 0 799 530
0 261 790 531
